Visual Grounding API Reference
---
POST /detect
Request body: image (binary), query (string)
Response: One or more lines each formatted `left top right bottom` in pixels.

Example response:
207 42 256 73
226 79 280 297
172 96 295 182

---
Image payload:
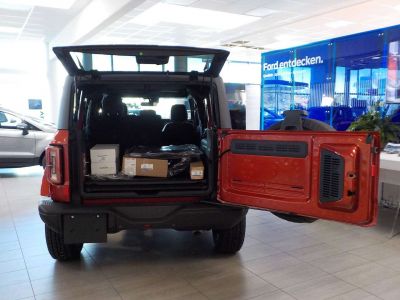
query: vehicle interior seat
161 104 197 145
86 94 127 147
133 109 164 146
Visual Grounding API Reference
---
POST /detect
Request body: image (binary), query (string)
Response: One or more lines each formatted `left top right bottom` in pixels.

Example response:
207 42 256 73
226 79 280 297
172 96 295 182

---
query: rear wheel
40 153 46 169
268 117 335 131
213 218 246 254
45 225 83 261
268 117 335 223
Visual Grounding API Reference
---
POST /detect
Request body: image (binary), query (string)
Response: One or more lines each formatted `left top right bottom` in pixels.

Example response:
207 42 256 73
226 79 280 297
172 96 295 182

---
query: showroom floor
1 168 400 300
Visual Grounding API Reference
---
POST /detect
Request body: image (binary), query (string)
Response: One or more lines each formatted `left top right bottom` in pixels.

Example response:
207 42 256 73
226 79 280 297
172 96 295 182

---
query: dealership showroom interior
5 0 400 299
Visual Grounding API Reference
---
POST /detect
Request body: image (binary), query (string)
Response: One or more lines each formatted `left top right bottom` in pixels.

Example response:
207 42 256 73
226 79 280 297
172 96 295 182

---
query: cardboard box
123 156 168 178
91 162 117 175
190 160 204 180
90 144 119 163
122 156 137 176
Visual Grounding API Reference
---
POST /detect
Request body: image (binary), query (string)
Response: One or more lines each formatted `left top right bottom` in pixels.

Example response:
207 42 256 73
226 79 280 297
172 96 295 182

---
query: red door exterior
218 130 380 226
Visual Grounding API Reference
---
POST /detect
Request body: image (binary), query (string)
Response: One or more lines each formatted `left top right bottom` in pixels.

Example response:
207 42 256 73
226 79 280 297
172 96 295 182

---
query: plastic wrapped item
125 144 202 159
86 173 129 181
125 144 202 177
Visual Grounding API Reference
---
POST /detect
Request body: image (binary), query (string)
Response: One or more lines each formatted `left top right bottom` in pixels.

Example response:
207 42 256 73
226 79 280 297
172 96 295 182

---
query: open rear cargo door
218 130 380 226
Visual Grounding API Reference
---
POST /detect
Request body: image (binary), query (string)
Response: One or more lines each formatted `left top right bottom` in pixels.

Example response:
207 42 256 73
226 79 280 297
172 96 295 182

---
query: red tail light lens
46 146 63 185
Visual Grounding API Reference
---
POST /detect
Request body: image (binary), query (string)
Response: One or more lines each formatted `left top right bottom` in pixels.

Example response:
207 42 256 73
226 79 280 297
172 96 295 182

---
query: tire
45 225 83 261
269 117 335 223
213 218 246 254
40 153 46 169
268 118 335 131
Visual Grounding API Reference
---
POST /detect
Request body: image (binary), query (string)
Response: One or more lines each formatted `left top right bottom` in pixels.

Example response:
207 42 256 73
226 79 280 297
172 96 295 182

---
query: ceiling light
130 3 260 31
0 0 77 9
231 40 250 45
325 20 353 29
0 26 21 33
246 7 277 17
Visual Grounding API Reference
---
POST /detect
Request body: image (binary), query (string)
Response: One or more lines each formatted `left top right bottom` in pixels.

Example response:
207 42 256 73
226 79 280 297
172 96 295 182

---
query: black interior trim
231 139 308 158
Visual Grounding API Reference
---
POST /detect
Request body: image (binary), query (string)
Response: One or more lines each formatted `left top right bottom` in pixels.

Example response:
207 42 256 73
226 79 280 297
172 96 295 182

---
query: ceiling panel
0 0 397 63
0 0 91 41
87 0 387 53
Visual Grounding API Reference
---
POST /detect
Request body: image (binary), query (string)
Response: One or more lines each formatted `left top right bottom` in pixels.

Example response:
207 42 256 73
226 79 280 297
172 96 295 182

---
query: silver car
0 106 56 168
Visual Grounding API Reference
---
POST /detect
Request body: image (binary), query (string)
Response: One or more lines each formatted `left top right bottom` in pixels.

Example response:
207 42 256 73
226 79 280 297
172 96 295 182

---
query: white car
0 106 56 168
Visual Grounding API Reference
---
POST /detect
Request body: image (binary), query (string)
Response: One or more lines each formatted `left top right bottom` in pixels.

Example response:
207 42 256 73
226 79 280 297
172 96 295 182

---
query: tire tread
213 218 246 254
45 226 83 261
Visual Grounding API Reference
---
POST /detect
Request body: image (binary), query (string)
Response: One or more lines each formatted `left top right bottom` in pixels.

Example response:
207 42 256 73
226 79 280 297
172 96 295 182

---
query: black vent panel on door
319 149 344 203
231 140 308 158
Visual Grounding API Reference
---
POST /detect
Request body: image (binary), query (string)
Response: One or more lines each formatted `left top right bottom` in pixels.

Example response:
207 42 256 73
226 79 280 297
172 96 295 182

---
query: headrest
102 94 125 117
140 110 156 117
171 104 187 122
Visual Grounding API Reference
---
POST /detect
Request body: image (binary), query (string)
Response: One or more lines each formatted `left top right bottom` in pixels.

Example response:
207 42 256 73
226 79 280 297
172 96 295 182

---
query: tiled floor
1 167 400 300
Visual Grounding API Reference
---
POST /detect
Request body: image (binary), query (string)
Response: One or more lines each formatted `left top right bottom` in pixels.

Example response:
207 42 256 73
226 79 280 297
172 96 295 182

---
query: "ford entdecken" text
263 55 324 71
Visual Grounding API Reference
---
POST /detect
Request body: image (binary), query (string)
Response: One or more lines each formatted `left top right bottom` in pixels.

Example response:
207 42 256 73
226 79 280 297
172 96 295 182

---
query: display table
379 153 400 237
380 152 400 172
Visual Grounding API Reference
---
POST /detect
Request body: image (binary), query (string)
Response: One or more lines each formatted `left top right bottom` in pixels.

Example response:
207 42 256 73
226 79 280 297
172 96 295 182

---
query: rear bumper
38 198 247 242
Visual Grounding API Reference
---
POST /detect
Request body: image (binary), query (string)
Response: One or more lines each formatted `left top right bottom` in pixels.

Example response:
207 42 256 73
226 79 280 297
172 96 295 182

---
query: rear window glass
70 52 214 73
122 97 190 120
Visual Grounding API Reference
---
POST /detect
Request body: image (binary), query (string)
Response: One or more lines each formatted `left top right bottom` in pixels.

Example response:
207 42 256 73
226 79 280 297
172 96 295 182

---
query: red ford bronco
39 45 380 261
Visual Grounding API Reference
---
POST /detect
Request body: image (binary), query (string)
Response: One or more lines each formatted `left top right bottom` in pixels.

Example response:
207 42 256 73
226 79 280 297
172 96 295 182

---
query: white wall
47 56 68 124
0 40 52 121
245 84 261 130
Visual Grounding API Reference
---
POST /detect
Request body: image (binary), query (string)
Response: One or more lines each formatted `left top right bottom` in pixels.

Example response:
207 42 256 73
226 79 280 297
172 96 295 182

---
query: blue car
263 106 356 131
307 106 355 131
263 108 284 129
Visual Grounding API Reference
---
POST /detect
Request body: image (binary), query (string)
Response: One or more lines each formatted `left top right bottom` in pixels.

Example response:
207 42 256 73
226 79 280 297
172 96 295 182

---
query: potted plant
347 106 400 146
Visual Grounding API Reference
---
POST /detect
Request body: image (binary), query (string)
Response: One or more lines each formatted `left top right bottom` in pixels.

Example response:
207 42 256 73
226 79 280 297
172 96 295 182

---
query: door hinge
366 134 374 144
220 129 230 138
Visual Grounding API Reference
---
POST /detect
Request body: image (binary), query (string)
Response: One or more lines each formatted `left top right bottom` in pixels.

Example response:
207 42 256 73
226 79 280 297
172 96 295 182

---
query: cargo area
73 79 216 199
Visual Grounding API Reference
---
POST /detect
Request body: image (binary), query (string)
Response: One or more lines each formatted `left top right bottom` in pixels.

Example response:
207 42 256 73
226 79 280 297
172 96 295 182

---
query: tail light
46 145 64 185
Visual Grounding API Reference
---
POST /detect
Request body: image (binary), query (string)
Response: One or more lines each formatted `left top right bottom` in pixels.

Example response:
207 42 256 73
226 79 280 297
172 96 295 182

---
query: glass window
122 97 189 119
296 42 332 110
113 55 139 71
261 41 332 123
386 40 400 103
139 64 163 72
335 66 346 94
262 49 294 115
335 31 385 112
349 70 358 94
0 111 22 129
188 57 206 72
92 54 112 71
70 51 214 73
260 26 400 130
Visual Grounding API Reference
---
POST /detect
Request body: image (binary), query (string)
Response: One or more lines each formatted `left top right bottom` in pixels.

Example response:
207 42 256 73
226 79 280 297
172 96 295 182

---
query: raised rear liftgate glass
70 52 214 73
53 45 229 77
